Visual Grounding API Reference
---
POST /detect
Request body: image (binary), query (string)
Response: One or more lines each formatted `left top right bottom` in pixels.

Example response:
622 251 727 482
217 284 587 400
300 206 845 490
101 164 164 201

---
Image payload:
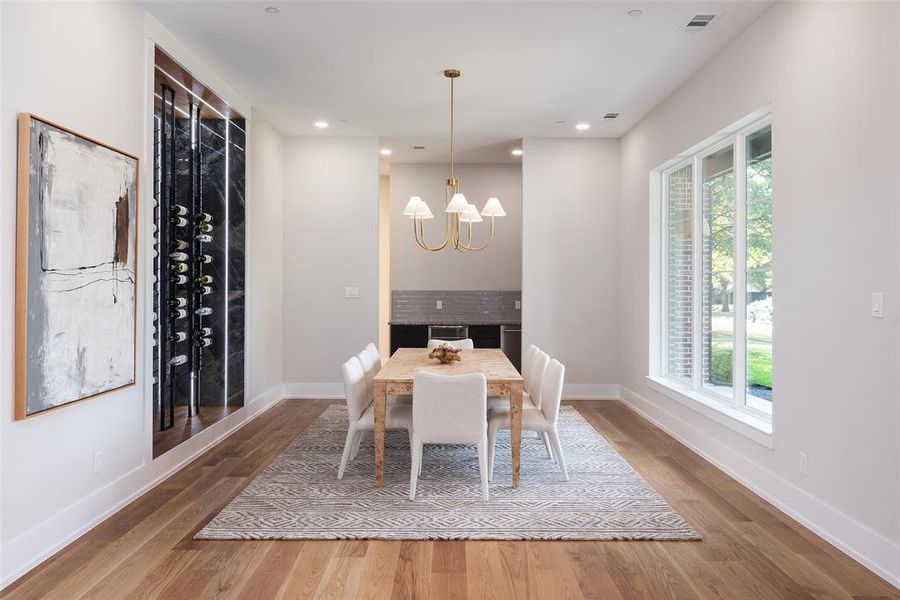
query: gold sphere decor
428 343 462 364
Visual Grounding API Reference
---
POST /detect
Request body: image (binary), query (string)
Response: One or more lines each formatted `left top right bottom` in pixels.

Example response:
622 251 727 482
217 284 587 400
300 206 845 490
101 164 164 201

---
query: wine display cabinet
152 48 245 453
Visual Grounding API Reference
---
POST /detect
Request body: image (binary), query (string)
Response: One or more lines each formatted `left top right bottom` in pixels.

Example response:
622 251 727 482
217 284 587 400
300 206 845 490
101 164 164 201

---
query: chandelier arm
415 215 451 252
456 216 495 252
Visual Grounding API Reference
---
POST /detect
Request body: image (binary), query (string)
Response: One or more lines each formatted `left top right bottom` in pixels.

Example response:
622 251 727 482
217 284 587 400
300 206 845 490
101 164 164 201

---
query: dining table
372 347 525 488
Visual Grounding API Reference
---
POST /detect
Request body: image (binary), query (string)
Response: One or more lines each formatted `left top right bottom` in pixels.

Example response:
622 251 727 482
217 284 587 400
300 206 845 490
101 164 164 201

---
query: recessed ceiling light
511 149 523 156
555 120 566 125
380 148 392 156
264 6 280 14
628 9 643 17
575 122 590 131
314 120 329 129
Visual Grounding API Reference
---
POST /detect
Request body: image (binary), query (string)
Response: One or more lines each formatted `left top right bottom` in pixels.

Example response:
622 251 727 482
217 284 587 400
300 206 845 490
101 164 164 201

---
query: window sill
645 376 774 449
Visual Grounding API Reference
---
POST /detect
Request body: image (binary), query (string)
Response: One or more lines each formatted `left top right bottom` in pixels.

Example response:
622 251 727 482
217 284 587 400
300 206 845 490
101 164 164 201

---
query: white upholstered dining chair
409 371 489 501
426 338 475 350
488 358 567 482
360 344 412 412
338 356 412 479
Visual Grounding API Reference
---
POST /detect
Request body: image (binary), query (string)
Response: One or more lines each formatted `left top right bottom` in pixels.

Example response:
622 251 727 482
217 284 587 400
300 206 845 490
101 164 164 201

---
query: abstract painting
15 114 139 419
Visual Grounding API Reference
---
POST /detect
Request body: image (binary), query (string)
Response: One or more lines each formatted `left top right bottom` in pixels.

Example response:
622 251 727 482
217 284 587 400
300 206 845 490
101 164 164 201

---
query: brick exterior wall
666 168 693 378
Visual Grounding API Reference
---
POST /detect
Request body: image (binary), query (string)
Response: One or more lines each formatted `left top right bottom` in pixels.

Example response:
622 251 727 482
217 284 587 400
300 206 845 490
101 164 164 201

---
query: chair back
341 356 371 423
427 338 475 350
364 342 382 371
540 359 566 425
357 350 377 399
522 344 538 388
528 351 550 409
412 371 486 444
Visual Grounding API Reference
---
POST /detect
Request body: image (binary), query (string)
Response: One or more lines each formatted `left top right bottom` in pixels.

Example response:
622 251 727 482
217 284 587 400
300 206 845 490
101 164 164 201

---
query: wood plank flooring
2 400 897 600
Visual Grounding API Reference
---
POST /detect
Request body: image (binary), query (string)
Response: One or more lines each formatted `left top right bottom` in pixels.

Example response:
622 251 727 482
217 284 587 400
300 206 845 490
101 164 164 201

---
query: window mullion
660 171 669 377
733 133 748 409
691 154 703 391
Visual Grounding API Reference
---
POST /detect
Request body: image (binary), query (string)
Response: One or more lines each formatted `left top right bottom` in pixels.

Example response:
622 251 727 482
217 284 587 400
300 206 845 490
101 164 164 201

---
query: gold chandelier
402 69 506 252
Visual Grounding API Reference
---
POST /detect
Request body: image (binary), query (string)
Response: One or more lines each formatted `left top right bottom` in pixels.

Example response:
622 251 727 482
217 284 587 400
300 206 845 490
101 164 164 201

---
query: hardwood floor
153 404 240 458
3 400 897 599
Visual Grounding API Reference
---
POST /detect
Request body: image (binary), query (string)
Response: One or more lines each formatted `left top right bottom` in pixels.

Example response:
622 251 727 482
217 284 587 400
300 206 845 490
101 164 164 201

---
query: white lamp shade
418 201 435 219
403 196 424 217
459 203 483 223
480 197 506 217
445 192 469 213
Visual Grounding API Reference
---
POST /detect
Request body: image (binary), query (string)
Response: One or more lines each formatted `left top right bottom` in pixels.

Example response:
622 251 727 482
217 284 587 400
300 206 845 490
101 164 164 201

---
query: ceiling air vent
603 113 620 120
685 14 718 30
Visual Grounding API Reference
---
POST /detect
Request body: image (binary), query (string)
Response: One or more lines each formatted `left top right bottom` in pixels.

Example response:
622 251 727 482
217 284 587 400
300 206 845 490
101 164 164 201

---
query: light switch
515 300 521 310
436 300 443 310
871 292 884 318
344 287 360 299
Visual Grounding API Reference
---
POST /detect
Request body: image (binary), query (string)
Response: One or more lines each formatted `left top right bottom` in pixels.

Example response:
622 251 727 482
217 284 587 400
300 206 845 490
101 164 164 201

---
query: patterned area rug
195 405 700 541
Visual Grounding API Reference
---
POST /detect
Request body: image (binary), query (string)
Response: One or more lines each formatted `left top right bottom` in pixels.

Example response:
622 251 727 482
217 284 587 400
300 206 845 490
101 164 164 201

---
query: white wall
618 1 900 584
521 139 621 398
246 111 285 398
389 163 522 291
282 137 380 394
0 3 287 588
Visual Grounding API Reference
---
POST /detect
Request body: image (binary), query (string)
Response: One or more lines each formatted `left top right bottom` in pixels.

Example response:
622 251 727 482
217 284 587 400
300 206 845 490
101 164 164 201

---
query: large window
658 114 772 422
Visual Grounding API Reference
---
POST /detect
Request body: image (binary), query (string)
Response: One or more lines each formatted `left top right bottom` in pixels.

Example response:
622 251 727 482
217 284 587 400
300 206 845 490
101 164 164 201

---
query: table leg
510 382 523 488
374 382 386 488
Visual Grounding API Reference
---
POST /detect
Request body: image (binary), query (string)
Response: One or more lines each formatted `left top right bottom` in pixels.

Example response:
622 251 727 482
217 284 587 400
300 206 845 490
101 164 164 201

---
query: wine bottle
197 275 213 285
197 212 213 223
199 285 212 295
170 331 188 342
171 205 188 216
173 216 188 227
170 354 188 366
171 274 187 285
171 308 187 320
196 254 212 264
196 307 213 316
196 233 213 243
174 239 190 251
170 251 189 262
198 222 213 233
199 327 213 337
171 262 188 273
196 337 213 348
168 297 187 308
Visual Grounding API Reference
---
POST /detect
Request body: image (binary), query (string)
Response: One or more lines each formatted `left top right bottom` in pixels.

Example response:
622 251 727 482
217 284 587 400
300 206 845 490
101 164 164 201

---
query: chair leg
541 431 554 460
350 429 364 460
487 423 498 482
549 429 568 481
477 438 489 501
409 438 422 501
338 428 356 479
535 430 543 440
418 444 424 476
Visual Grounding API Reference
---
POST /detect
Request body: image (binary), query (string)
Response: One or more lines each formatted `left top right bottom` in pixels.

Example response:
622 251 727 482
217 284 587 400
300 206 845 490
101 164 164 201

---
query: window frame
653 110 773 431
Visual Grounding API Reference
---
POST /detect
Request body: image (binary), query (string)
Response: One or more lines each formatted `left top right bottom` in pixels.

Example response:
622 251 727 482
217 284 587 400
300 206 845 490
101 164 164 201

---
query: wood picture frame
15 113 140 419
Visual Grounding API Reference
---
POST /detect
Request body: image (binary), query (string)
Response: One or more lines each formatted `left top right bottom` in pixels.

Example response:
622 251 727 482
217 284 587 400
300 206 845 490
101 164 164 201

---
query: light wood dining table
372 348 525 488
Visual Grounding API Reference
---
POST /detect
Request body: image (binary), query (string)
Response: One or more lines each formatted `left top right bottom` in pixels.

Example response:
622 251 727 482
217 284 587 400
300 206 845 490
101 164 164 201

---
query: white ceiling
142 1 773 161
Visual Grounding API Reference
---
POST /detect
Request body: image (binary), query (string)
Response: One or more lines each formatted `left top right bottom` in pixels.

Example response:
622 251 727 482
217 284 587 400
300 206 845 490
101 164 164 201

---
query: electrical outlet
872 292 884 318
92 450 102 475
799 452 808 476
436 300 443 310
344 287 360 299
515 300 521 310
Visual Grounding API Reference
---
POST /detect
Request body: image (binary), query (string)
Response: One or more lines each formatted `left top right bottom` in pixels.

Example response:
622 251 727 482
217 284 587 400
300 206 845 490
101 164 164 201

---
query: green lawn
710 334 772 389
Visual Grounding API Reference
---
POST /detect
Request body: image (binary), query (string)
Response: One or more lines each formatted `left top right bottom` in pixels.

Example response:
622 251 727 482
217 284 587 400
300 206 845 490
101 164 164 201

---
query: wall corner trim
617 385 900 589
0 384 286 591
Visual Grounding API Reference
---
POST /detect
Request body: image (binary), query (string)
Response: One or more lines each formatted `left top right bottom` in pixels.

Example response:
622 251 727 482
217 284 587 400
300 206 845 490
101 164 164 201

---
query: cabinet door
390 325 428 355
469 325 501 349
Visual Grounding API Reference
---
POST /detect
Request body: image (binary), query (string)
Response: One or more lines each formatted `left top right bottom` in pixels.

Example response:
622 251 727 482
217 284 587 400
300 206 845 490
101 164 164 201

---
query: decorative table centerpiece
428 343 461 364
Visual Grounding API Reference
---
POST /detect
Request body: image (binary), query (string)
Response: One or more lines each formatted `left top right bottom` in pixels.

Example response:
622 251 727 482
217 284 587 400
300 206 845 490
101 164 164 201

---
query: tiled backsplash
391 290 521 324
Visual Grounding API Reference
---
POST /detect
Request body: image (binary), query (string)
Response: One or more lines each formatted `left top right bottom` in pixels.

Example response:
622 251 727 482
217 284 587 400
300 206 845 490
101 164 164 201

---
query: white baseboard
563 383 620 400
617 385 900 589
281 382 621 402
0 384 286 591
282 382 344 399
